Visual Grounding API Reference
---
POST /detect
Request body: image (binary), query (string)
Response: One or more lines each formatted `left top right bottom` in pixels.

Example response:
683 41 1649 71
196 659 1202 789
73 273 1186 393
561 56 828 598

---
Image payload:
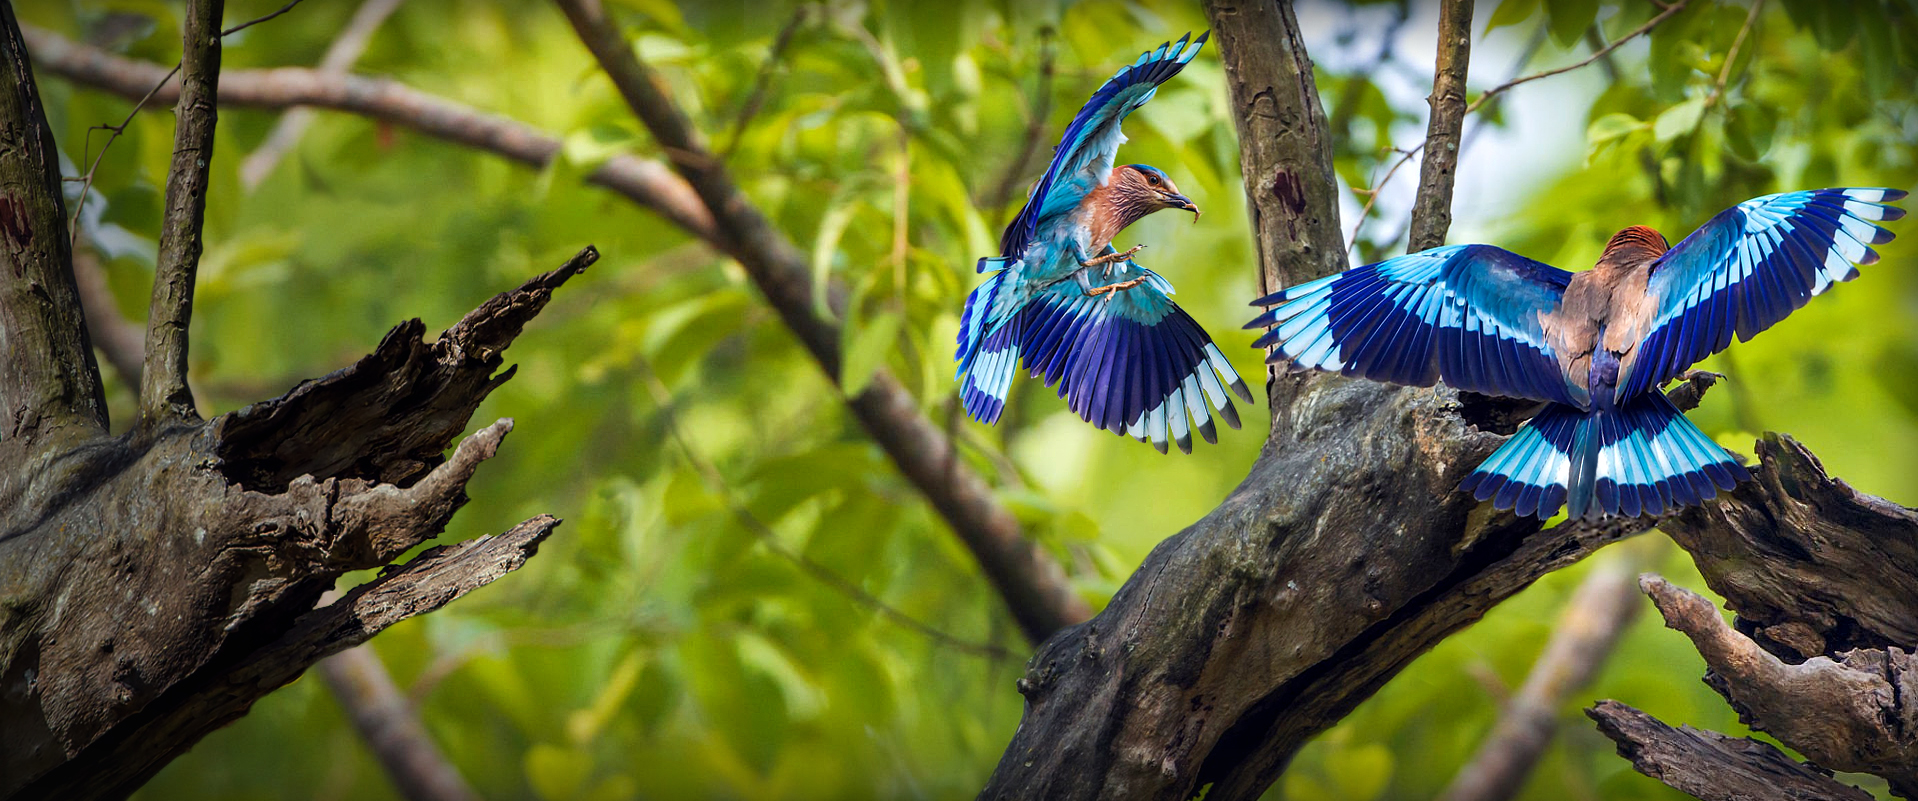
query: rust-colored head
1113 164 1201 221
1599 225 1670 266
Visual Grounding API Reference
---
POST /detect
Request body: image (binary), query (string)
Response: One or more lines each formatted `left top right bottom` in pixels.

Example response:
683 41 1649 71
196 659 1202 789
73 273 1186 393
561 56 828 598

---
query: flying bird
956 32 1251 454
1245 188 1905 519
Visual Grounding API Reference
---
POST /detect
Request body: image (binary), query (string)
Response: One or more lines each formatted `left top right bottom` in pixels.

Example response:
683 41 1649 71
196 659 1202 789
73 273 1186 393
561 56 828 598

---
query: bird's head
1598 225 1671 268
1116 165 1201 221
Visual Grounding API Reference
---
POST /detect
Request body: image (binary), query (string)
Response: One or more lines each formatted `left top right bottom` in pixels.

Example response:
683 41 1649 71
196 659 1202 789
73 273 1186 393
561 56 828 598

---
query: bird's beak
1166 193 1201 220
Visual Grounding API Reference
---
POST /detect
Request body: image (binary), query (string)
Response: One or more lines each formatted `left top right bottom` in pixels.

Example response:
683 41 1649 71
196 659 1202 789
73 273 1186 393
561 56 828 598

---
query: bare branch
549 0 1087 644
240 0 407 189
1702 0 1762 113
1587 700 1876 801
318 646 480 801
1407 0 1474 252
1438 547 1646 801
139 0 224 428
719 3 808 159
20 26 718 242
0 4 107 445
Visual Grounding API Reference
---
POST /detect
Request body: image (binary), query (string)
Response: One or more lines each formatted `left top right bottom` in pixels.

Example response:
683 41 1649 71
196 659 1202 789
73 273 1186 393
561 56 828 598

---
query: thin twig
1464 0 1690 116
219 0 306 37
1347 143 1422 253
1703 0 1762 113
240 0 405 189
138 0 225 427
634 356 1015 661
719 3 808 159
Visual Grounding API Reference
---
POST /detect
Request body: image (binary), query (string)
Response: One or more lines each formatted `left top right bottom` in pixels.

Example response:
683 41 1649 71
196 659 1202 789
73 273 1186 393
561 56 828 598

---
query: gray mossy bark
0 6 587 795
1592 434 1918 800
1587 700 1877 801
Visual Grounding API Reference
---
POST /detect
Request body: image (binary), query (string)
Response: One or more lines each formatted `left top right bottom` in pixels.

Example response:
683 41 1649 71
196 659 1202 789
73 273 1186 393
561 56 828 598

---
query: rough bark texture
0 227 590 799
1588 433 1918 799
1587 700 1876 801
0 3 106 450
138 0 221 427
1407 0 1472 252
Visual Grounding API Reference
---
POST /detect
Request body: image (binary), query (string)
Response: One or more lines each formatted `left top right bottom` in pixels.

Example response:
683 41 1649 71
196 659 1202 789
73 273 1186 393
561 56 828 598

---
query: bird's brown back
1541 226 1672 402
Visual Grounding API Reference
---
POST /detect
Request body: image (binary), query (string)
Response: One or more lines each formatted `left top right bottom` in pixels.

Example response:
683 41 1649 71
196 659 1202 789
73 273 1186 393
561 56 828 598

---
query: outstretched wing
993 32 1207 268
1616 188 1906 400
1012 262 1250 453
1246 244 1582 406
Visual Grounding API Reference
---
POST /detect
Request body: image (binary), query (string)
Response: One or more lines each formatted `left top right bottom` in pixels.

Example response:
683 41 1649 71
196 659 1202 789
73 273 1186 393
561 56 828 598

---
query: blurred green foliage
18 0 1915 798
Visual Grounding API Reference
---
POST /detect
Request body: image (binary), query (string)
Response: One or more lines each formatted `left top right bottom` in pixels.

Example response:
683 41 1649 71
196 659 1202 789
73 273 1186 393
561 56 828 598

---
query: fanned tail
1461 393 1749 520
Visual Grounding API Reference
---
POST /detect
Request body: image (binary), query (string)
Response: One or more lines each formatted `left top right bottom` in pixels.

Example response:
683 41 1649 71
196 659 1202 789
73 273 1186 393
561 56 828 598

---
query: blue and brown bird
1245 188 1905 519
956 32 1251 453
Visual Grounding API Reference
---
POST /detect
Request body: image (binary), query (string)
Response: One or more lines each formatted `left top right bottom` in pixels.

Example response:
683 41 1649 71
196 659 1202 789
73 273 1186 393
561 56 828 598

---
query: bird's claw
1085 277 1149 297
1080 244 1146 269
1679 369 1727 383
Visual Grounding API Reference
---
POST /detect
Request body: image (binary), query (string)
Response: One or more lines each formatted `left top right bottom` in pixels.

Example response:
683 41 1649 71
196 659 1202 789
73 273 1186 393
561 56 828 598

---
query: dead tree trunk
0 3 581 797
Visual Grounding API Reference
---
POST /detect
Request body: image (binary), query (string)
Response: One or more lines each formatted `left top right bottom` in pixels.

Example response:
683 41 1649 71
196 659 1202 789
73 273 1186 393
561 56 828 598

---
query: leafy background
18 0 1917 798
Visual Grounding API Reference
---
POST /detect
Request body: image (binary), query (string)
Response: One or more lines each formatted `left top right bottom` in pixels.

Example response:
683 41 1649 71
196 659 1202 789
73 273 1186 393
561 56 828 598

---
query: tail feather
1464 393 1749 520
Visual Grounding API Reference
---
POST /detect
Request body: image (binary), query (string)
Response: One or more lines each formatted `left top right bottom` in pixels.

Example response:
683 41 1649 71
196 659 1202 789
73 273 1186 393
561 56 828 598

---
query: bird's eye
1146 173 1161 186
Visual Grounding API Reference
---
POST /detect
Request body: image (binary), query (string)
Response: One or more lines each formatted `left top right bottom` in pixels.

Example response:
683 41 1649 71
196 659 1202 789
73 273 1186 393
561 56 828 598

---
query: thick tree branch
318 645 479 801
1406 0 1473 252
1587 700 1876 801
239 0 406 189
0 4 106 448
140 0 223 428
1439 551 1644 801
548 0 1086 644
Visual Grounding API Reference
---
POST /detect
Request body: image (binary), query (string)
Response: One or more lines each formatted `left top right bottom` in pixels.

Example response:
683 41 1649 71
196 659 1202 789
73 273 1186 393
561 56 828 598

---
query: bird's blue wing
1245 245 1581 405
994 32 1207 267
1011 263 1251 453
1616 188 1906 400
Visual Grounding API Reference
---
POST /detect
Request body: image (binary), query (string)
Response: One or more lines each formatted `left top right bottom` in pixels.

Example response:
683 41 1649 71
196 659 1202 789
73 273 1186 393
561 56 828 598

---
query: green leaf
1725 103 1776 161
1544 0 1600 47
1585 112 1647 148
1653 97 1707 144
1486 0 1542 34
840 309 903 396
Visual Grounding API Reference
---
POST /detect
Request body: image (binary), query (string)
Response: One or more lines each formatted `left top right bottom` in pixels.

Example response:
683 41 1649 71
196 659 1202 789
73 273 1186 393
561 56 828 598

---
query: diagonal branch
0 4 107 446
1465 0 1690 116
1406 0 1473 252
139 0 224 428
548 0 1086 644
317 645 479 801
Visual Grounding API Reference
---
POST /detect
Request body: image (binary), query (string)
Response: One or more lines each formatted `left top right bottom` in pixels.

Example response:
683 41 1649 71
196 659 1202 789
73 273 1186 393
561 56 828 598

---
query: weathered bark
1407 0 1472 252
1589 435 1918 799
0 3 106 450
1587 700 1876 801
138 0 221 428
0 247 591 799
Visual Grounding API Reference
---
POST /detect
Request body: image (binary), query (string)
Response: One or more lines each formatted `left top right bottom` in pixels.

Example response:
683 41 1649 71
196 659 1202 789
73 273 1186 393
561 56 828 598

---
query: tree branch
0 4 107 447
239 0 406 190
1587 700 1876 801
1406 0 1473 252
70 246 146 389
1465 0 1690 116
19 26 717 243
1438 548 1646 801
547 0 1086 644
985 28 1055 216
139 0 223 428
317 645 479 801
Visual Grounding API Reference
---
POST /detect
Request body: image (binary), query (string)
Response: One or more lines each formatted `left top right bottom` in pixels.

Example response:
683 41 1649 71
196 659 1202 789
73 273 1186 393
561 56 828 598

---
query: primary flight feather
1245 188 1905 519
956 32 1252 454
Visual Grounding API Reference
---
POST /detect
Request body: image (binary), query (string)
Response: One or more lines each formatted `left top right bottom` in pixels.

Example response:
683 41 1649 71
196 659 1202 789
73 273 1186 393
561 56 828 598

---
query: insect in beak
1165 193 1201 220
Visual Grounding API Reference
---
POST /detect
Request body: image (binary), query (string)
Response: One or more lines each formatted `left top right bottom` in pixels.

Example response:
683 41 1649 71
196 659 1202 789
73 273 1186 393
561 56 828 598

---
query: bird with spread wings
1247 188 1905 519
956 32 1251 454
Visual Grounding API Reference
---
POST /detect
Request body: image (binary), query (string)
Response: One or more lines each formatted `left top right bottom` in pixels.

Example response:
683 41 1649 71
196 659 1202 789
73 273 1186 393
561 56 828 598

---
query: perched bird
1246 188 1905 519
956 32 1251 453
